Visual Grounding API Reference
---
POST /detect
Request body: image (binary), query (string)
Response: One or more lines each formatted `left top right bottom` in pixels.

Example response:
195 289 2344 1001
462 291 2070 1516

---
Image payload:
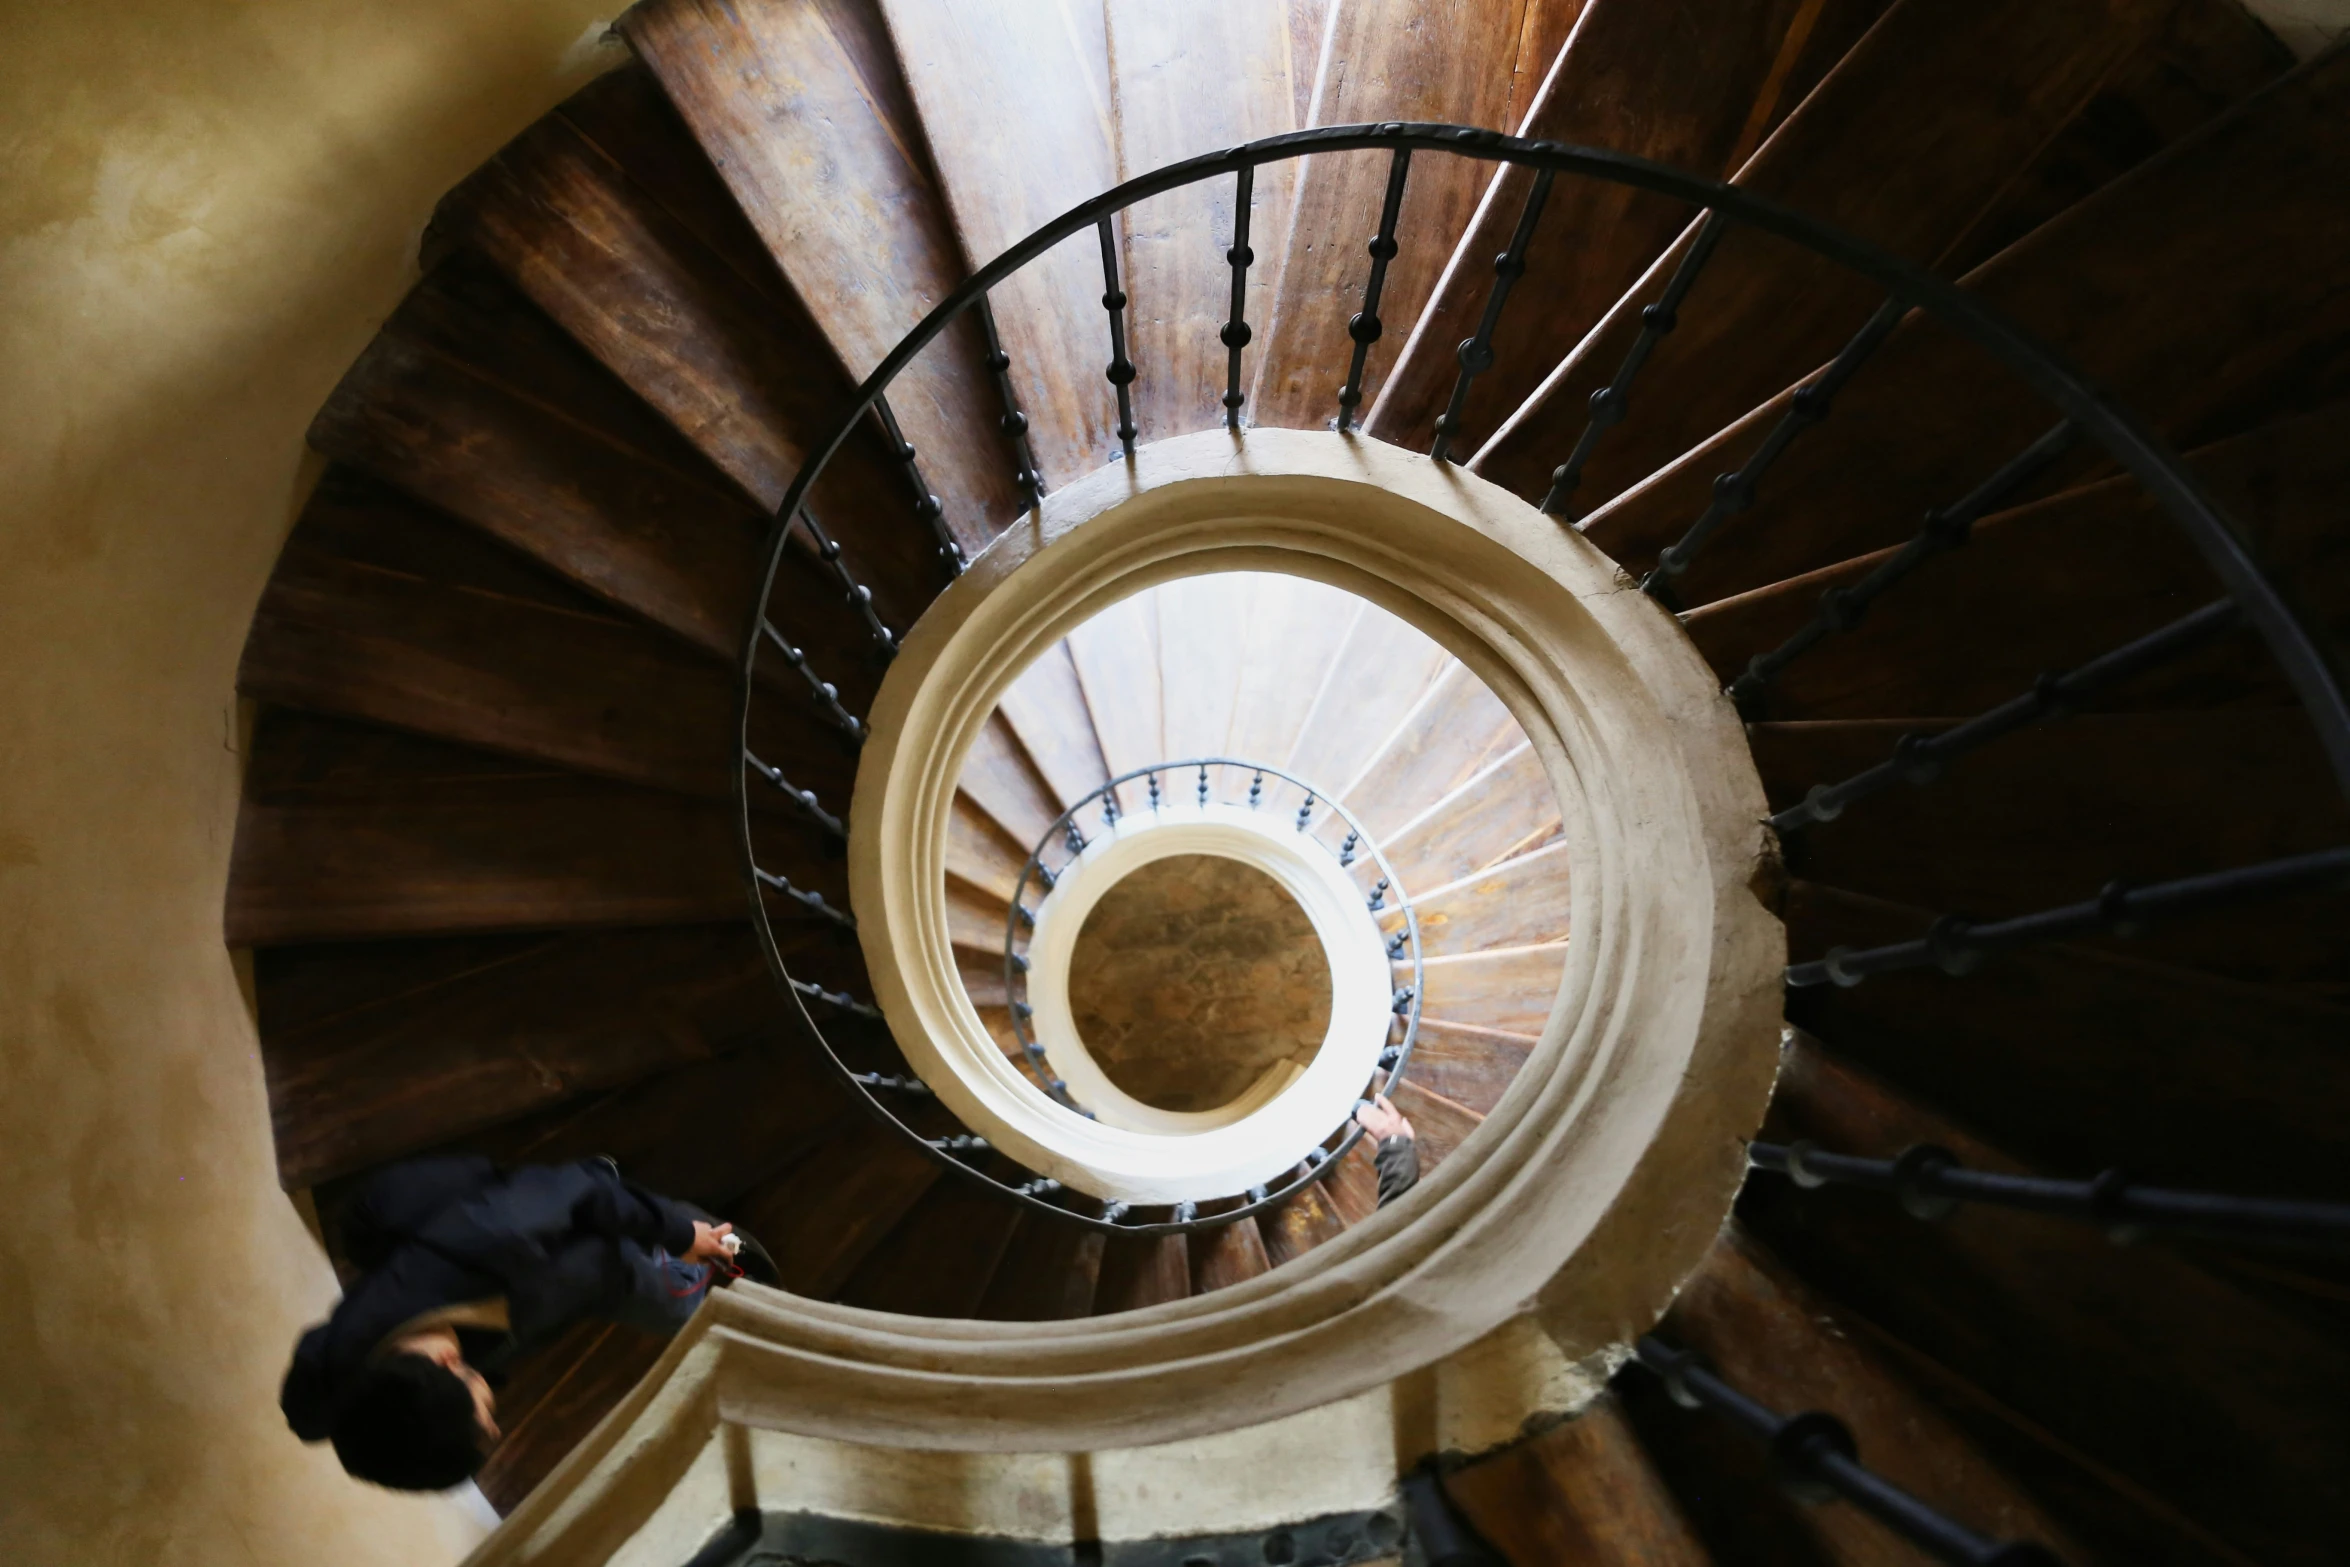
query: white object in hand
721 1232 742 1255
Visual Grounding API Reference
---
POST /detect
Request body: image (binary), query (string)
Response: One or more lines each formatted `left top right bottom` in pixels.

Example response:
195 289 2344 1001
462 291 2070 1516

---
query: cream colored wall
0 4 624 1560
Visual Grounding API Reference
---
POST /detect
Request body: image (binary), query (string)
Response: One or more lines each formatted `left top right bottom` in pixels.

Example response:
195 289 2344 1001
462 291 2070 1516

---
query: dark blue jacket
280 1156 701 1441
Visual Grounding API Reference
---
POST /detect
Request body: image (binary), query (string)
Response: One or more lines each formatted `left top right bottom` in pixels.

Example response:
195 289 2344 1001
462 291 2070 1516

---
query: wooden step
1219 575 1364 798
945 792 1033 905
1386 1079 1482 1174
477 1320 667 1515
944 875 1012 961
1322 1134 1384 1224
1065 589 1164 812
1284 600 1450 797
1475 0 2196 513
1155 575 1253 764
1442 1392 1710 1565
433 62 944 623
834 1176 1027 1317
1684 398 2350 721
1104 1 1304 442
975 1218 1107 1320
730 1116 945 1298
621 0 1026 544
1337 659 1523 841
1380 742 1561 893
1094 1231 1193 1313
226 714 783 945
256 923 782 1188
877 0 1120 486
1257 1178 1350 1268
1760 708 2350 988
1386 839 1569 957
1570 45 2350 609
1402 1019 1533 1116
1248 0 1581 427
997 639 1114 810
1369 0 1891 456
1663 1224 2081 1562
1745 1034 2350 1561
1189 1215 1274 1296
1784 879 2350 1201
1411 943 1569 1036
957 710 1066 850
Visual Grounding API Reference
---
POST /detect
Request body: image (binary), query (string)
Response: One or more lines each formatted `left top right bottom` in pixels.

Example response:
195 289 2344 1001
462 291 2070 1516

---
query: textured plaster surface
0 4 624 1560
1068 853 1330 1111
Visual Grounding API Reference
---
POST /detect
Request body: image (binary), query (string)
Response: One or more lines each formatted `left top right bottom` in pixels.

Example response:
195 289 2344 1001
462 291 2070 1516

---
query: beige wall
0 3 622 1560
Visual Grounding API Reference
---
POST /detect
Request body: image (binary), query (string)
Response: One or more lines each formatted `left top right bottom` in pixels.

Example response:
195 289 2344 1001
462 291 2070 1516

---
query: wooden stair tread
1154 575 1254 766
622 0 1024 550
1403 1020 1534 1116
1188 1214 1274 1296
1064 594 1166 818
1385 839 1569 958
1380 742 1561 893
1571 45 2350 610
976 1218 1107 1321
1093 1231 1192 1314
1685 398 2350 722
877 0 1120 487
1338 660 1524 841
1219 575 1364 794
957 710 1067 850
732 1117 945 1299
477 1320 667 1515
1248 0 1580 427
1442 1392 1710 1565
1386 1079 1482 1173
1476 0 2188 513
258 923 780 1188
1747 1035 2350 1560
1258 1178 1350 1269
834 1176 1027 1317
998 639 1114 811
1105 0 1303 442
1785 879 2350 1200
945 792 1033 905
1410 942 1570 1036
1369 0 1890 457
1283 600 1450 796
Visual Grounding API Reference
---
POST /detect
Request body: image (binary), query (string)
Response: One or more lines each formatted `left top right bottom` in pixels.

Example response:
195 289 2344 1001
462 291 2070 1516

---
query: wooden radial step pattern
222 0 2350 1552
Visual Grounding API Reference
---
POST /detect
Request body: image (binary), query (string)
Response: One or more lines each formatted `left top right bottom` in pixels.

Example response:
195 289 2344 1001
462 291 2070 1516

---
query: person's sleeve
1373 1135 1420 1206
568 1168 701 1257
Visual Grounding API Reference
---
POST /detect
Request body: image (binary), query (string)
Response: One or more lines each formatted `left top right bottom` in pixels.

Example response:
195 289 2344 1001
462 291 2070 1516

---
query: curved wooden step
1442 1391 1709 1565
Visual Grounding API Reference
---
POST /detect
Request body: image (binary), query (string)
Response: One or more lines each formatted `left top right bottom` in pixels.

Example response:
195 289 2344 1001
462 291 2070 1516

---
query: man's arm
1355 1095 1420 1207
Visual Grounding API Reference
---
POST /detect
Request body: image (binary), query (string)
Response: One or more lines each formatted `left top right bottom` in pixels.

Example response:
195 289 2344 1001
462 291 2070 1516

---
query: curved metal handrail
994 757 1426 1217
735 121 2350 1239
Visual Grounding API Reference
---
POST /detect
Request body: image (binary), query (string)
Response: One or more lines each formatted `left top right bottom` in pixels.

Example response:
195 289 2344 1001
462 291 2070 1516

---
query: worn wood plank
1761 709 2350 988
260 923 779 1188
1568 47 2350 609
1154 575 1252 764
732 1117 944 1299
1683 400 2350 722
956 709 1065 851
946 791 1032 905
1104 1 1301 442
622 0 1023 551
1785 880 2350 1201
1066 590 1164 813
944 874 1011 959
1401 1020 1532 1115
1284 600 1450 795
1258 1177 1350 1268
976 1216 1107 1321
1411 943 1568 1036
998 639 1114 811
1747 1036 2350 1562
1385 839 1568 960
879 0 1120 485
1250 0 1576 426
1338 660 1523 839
1094 1232 1192 1314
478 1321 667 1515
1669 1225 2083 1563
835 1176 1027 1318
1371 0 1888 455
1387 1079 1482 1172
1221 575 1364 799
1323 1135 1384 1224
1380 742 1561 893
226 716 778 946
1477 0 2176 514
1189 1215 1274 1296
436 84 940 624
1444 1393 1712 1566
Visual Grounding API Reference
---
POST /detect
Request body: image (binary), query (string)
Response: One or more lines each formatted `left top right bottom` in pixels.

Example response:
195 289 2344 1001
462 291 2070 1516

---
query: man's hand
683 1220 737 1266
1356 1094 1413 1142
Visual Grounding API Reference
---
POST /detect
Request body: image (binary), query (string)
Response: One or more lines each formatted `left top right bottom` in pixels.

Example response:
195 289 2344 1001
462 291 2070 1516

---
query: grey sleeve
1373 1135 1420 1207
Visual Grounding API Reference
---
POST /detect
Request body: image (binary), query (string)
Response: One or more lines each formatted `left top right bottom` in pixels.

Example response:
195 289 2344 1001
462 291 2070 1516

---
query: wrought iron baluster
1096 216 1138 457
976 292 1045 505
1752 1140 2350 1248
752 865 854 929
793 508 899 656
758 620 867 742
1728 421 2077 717
1542 210 1730 519
1787 846 2350 988
1772 599 2241 834
1432 168 1555 465
792 980 882 1021
1147 770 1162 810
1335 144 1413 432
928 1134 988 1153
1221 164 1256 431
871 393 962 577
743 751 846 840
1199 764 1211 807
1635 1339 2062 1567
1643 294 1910 603
850 1071 931 1094
1248 770 1264 808
1296 792 1316 832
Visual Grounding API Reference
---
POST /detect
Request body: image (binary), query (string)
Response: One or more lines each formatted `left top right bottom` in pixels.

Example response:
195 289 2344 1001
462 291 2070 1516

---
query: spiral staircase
226 0 2350 1561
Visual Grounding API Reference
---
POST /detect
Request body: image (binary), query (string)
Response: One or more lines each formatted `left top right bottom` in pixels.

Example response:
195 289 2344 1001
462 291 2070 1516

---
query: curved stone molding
1019 802 1391 1193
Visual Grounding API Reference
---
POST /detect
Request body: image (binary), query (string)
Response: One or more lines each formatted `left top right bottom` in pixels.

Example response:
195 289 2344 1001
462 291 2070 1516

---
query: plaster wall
0 4 625 1560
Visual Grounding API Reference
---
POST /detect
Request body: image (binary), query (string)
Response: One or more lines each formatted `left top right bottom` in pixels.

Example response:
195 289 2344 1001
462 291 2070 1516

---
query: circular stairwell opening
1065 852 1333 1114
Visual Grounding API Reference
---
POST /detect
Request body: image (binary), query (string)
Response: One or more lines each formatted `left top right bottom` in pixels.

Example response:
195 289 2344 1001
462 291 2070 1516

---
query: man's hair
329 1355 487 1491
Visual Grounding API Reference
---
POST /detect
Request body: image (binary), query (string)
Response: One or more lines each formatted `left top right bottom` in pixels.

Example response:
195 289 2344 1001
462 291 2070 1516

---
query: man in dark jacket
282 1154 774 1491
1356 1093 1420 1205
